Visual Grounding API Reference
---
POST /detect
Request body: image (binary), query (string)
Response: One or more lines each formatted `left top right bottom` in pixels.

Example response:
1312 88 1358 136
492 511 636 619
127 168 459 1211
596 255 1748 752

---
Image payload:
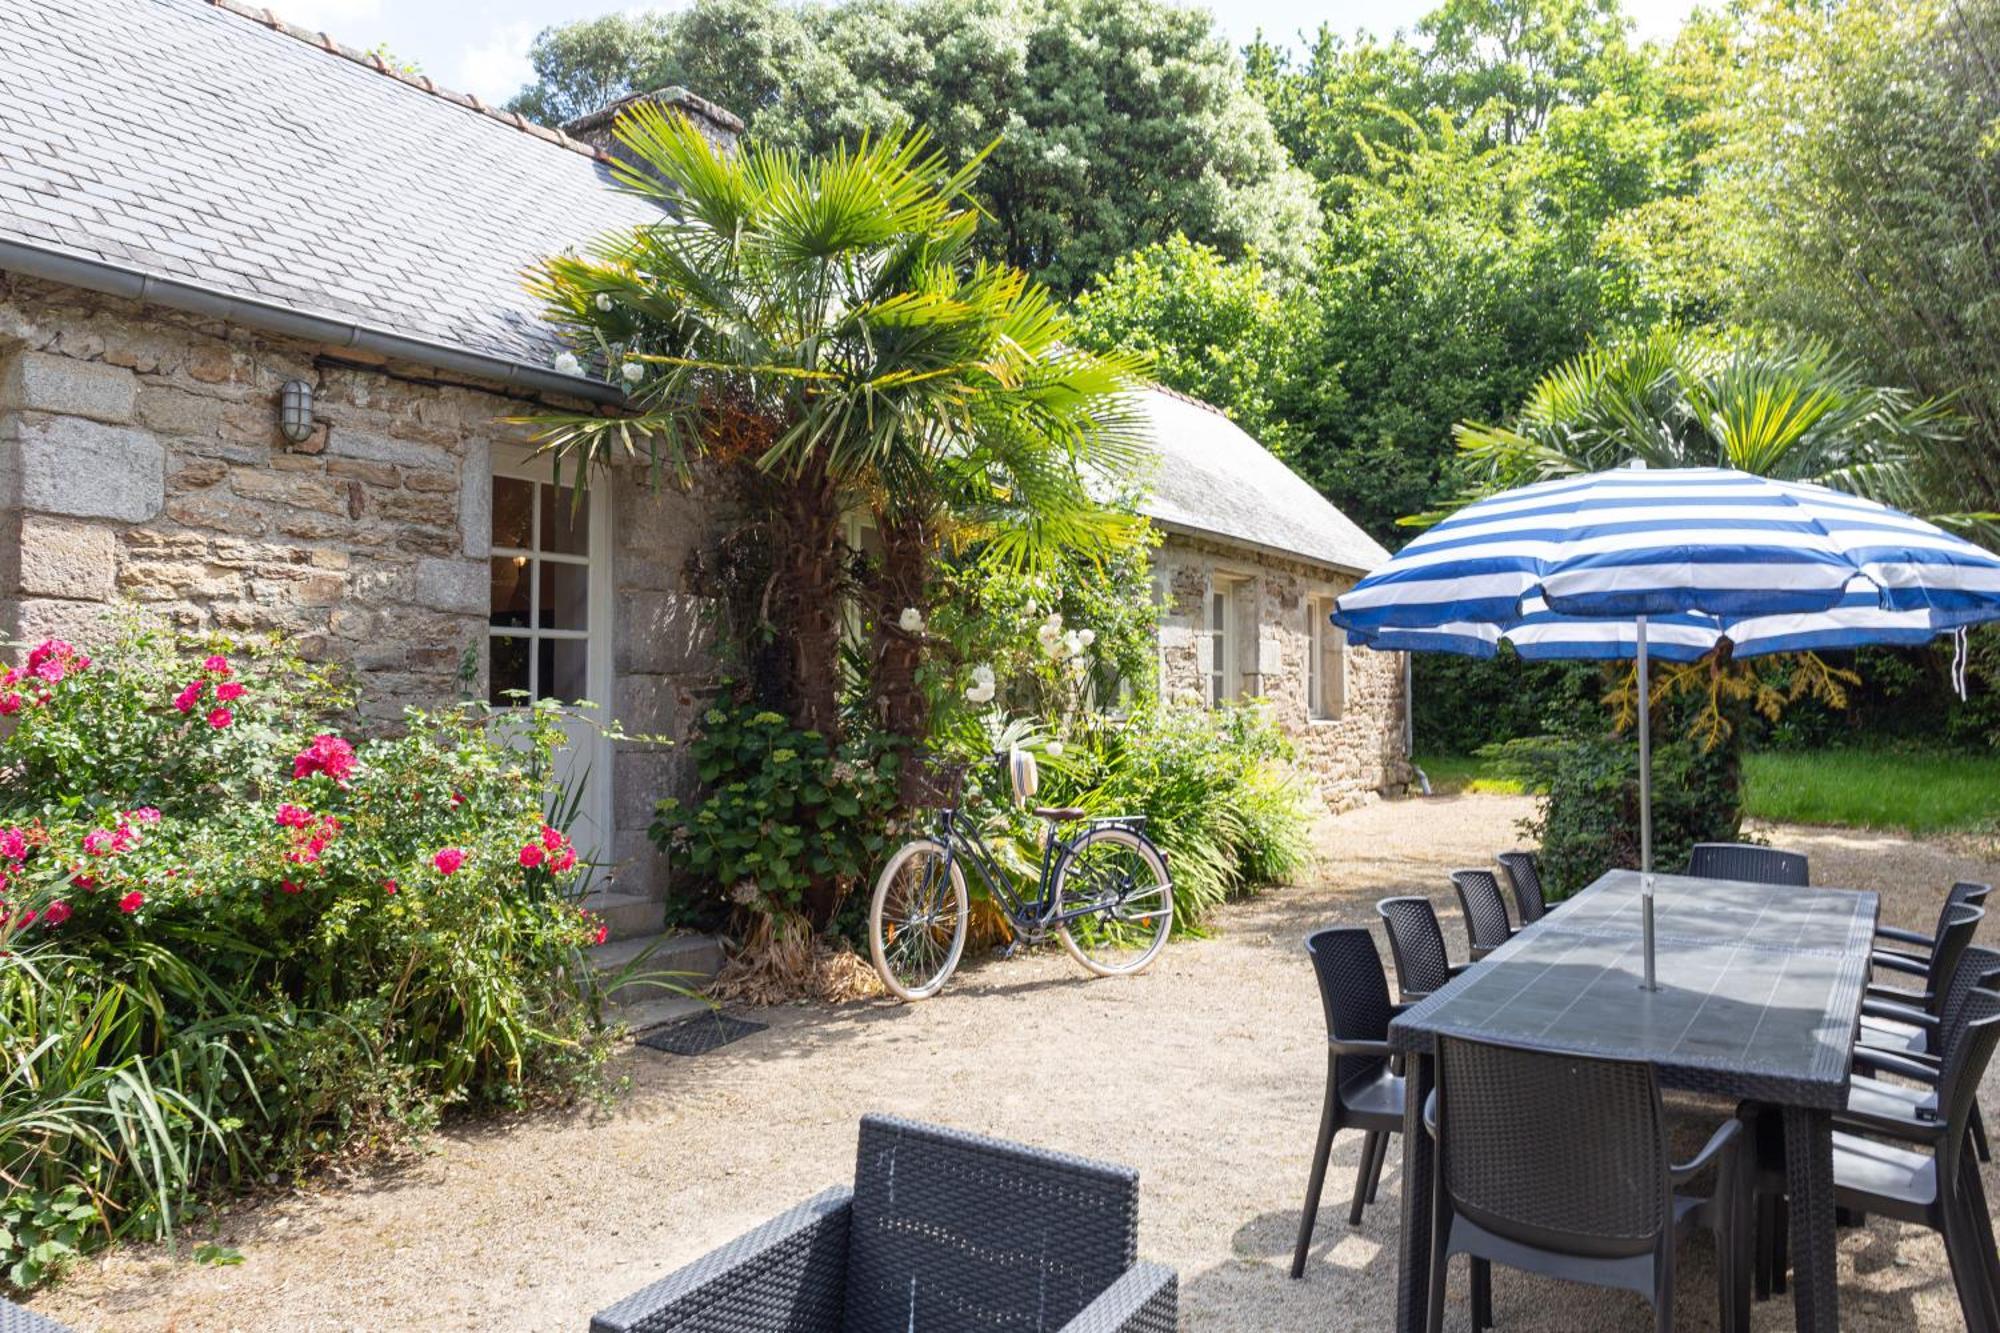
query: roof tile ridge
204 0 599 159
1147 380 1233 420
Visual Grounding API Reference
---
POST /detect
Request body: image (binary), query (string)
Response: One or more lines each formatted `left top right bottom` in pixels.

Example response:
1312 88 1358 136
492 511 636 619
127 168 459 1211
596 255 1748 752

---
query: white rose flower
594 293 614 312
971 663 995 687
1045 740 1064 758
552 351 581 376
1078 628 1096 648
965 681 996 704
1062 630 1085 658
620 361 644 384
898 607 925 634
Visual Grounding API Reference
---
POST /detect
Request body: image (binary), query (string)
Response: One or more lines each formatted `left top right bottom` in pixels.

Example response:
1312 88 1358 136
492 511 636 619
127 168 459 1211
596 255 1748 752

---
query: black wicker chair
1423 1036 1748 1333
0 1300 75 1333
591 1114 1177 1333
1685 843 1809 887
1378 896 1470 1003
1292 928 1408 1278
1873 881 1991 972
1754 987 2000 1332
1861 902 1985 1056
1450 869 1514 961
1496 851 1552 924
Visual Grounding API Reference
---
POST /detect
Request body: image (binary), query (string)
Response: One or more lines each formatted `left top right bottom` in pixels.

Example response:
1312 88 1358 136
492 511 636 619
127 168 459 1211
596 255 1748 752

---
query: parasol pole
1637 613 1657 991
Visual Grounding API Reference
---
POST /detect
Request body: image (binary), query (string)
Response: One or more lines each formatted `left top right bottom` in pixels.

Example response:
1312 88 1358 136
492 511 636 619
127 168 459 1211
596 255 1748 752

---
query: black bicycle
867 750 1174 1001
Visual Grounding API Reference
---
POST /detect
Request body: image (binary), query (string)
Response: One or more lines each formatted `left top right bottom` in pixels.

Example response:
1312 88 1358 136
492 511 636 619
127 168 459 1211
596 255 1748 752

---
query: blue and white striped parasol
1332 464 2000 987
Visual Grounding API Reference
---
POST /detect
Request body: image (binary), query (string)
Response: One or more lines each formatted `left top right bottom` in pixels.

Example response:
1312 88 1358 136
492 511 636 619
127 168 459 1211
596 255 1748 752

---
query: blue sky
272 0 1700 108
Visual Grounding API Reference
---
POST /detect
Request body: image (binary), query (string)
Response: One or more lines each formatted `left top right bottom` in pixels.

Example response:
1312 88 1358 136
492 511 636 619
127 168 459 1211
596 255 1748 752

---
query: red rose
518 843 546 869
281 880 303 894
172 680 204 713
540 825 565 851
382 879 398 895
432 848 465 876
216 681 246 702
293 733 357 783
41 900 70 927
206 707 233 730
119 891 144 914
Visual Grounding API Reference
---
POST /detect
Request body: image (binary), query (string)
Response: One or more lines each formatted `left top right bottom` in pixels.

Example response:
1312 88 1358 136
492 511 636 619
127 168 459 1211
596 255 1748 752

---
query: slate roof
0 0 671 375
1135 387 1391 576
0 0 1385 570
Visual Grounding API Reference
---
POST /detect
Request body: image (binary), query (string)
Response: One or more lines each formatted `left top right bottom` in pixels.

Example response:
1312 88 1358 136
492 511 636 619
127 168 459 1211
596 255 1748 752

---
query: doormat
638 1011 768 1057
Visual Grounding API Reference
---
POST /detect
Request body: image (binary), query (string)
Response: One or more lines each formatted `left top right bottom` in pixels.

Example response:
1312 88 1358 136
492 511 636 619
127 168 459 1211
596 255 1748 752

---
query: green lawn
1416 748 2000 835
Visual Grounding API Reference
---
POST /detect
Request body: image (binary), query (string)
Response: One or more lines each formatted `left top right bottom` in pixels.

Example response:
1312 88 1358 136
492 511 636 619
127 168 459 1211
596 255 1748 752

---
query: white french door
487 449 613 866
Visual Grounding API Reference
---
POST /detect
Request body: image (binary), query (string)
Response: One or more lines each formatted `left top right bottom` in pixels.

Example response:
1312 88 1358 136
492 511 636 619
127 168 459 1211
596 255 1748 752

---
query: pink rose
518 843 545 869
0 828 27 860
83 828 113 856
550 847 577 874
172 681 203 713
206 707 233 730
216 681 246 702
432 847 465 876
292 733 357 783
540 826 565 851
0 694 21 716
203 654 232 677
275 803 313 829
127 807 162 825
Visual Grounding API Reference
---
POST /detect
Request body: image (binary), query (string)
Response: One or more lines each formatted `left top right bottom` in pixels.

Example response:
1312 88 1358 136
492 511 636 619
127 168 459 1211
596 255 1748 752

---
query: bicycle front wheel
868 838 969 1001
1055 827 1173 977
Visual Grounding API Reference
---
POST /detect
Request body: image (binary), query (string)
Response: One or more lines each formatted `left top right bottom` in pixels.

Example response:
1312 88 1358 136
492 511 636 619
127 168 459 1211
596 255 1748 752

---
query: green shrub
1505 731 1743 900
651 686 901 926
0 625 622 1291
1034 701 1314 932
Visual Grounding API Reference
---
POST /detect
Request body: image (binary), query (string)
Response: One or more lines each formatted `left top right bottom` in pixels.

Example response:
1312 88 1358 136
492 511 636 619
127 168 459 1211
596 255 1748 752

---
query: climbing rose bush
0 623 622 1288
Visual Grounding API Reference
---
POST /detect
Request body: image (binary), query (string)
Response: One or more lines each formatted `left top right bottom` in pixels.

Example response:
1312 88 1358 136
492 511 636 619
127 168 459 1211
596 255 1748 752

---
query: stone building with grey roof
0 0 1407 940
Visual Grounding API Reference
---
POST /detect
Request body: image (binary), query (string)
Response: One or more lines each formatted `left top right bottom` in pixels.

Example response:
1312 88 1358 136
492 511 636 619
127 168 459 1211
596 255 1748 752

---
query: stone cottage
1135 389 1410 811
0 0 1407 941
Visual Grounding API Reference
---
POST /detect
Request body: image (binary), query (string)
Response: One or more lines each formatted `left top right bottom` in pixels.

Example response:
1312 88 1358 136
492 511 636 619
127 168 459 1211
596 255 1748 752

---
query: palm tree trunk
772 473 844 740
873 510 933 742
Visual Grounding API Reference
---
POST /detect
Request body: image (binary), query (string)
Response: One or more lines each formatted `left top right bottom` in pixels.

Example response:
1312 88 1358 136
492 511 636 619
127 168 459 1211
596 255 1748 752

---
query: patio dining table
1388 868 1880 1333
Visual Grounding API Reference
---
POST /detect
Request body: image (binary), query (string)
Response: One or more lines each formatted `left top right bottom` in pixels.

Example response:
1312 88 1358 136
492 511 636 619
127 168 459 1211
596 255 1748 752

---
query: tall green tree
524 110 1146 745
508 0 1320 294
1713 0 2000 520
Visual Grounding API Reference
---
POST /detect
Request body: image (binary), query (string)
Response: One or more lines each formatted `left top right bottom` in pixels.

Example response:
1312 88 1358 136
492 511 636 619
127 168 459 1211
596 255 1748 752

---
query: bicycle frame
923 805 1149 933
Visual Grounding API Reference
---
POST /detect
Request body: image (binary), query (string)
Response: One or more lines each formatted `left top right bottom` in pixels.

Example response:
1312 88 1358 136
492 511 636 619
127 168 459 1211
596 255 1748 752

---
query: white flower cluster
964 662 996 705
552 351 581 376
898 607 925 634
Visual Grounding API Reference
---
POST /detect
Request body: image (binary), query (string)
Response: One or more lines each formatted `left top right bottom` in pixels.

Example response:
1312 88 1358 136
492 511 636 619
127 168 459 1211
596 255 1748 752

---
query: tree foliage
508 0 1320 294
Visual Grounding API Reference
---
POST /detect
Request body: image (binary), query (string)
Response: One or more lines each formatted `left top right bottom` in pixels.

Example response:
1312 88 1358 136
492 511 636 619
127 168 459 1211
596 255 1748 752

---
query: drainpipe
1406 651 1431 796
0 239 627 406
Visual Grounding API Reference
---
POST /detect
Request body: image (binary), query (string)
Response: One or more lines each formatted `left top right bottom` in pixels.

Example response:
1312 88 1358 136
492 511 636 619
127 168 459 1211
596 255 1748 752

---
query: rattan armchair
1450 869 1514 961
1873 881 1991 972
1377 896 1471 1004
1423 1037 1749 1333
1292 928 1408 1278
1495 851 1552 924
0 1300 74 1333
591 1114 1177 1333
1686 843 1809 887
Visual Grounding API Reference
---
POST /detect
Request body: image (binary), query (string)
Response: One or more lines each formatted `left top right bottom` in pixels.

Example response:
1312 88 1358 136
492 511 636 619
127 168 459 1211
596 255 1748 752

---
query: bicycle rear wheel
1055 826 1172 976
868 838 969 1001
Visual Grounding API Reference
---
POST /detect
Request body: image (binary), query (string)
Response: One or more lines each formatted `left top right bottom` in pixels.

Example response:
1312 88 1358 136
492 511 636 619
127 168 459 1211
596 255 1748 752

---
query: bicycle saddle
1035 806 1088 821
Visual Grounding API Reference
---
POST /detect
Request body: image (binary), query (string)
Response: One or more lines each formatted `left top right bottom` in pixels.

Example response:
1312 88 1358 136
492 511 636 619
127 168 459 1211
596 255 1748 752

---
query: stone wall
0 274 723 926
1153 532 1411 812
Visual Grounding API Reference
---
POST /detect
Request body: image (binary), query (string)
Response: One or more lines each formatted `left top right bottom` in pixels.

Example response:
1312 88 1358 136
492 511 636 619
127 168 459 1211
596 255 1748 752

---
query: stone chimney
563 87 743 177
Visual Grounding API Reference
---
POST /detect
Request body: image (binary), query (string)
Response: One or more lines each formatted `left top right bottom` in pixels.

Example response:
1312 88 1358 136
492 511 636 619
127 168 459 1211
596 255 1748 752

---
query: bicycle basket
899 751 970 808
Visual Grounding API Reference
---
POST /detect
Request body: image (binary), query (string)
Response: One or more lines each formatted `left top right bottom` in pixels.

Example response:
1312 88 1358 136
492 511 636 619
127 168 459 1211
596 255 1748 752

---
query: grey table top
1389 869 1880 1108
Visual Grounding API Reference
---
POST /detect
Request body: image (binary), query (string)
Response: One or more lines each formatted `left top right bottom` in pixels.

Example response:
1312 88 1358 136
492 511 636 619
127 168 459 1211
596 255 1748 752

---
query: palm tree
522 108 1147 740
1438 324 1975 747
1448 324 1972 525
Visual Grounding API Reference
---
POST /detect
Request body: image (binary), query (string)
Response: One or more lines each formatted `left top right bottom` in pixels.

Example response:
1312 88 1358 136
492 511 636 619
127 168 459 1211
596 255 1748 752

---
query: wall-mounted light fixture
278 379 315 444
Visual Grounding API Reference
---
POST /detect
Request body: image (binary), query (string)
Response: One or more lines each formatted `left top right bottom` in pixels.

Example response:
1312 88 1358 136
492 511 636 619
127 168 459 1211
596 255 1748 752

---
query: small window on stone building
1309 595 1346 720
1205 578 1241 706
489 473 592 706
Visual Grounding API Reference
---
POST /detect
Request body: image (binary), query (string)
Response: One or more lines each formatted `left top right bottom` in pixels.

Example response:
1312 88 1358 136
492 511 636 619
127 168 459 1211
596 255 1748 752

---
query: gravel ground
27 794 2000 1332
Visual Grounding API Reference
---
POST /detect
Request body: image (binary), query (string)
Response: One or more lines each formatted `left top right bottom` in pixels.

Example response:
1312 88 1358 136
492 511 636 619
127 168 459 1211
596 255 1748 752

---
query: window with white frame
1308 594 1346 719
1205 578 1238 706
488 473 592 706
